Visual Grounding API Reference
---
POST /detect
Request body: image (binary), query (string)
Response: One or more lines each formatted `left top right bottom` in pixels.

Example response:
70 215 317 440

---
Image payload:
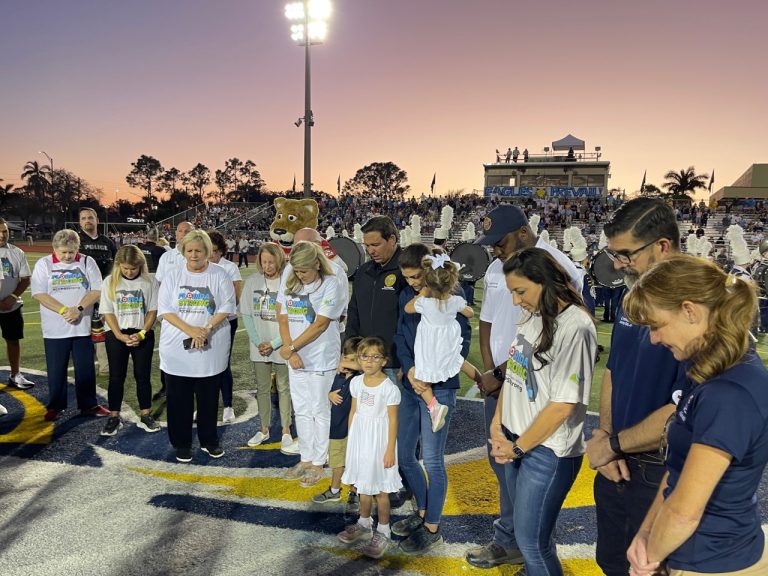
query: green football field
10 253 768 419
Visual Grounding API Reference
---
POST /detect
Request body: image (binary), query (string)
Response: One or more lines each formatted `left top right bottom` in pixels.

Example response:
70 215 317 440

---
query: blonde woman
277 241 347 487
241 242 293 450
625 255 768 576
99 245 159 436
157 230 236 463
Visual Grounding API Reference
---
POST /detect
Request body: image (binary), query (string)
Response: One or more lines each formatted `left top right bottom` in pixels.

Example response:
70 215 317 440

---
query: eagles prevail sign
484 186 603 199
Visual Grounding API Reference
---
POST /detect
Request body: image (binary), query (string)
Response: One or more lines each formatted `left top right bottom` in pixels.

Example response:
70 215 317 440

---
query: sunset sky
2 0 766 203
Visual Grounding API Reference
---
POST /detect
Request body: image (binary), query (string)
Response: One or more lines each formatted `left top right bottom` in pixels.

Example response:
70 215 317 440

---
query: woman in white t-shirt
207 230 242 423
30 229 107 422
99 245 159 437
158 230 236 463
241 242 293 450
277 241 347 488
488 247 597 575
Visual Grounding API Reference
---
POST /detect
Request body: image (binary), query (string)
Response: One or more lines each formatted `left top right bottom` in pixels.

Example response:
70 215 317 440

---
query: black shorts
0 307 24 341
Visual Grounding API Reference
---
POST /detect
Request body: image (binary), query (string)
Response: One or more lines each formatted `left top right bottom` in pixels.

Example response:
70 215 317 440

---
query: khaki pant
669 547 768 575
254 362 291 431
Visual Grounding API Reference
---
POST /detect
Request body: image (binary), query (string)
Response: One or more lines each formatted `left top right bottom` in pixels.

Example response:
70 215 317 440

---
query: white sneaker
192 410 197 423
429 402 448 433
8 373 34 390
222 407 235 423
0 403 7 416
247 431 270 447
281 436 300 455
281 433 293 451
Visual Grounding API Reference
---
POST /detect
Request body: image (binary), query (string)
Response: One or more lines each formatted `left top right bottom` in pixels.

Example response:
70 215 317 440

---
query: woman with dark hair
393 243 472 553
207 230 242 423
487 247 597 575
625 255 768 576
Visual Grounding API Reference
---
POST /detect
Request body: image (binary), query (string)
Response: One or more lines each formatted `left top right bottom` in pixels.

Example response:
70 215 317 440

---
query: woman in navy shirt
624 255 768 576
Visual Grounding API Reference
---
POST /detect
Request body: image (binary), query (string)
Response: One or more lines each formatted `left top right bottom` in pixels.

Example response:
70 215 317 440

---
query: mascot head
269 197 319 250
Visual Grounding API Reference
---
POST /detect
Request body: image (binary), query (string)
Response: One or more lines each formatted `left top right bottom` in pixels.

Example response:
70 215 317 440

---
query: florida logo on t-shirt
506 336 538 402
116 289 146 315
1 257 13 278
178 286 216 316
51 267 89 291
286 295 315 324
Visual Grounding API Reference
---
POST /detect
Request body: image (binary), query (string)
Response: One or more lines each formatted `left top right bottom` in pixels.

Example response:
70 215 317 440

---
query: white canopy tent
551 134 585 151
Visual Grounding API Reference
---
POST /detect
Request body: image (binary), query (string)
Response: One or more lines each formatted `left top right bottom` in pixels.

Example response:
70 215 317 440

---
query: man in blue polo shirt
585 198 688 576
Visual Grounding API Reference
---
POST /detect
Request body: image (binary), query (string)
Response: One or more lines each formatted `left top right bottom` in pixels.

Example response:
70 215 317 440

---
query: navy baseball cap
474 204 528 246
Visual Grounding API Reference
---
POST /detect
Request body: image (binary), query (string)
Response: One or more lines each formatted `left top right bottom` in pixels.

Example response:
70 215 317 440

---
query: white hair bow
426 253 452 270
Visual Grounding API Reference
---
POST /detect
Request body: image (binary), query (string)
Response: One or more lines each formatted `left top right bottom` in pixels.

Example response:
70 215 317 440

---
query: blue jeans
43 336 97 411
594 457 666 576
398 387 456 525
503 444 582 576
484 395 517 551
384 367 402 391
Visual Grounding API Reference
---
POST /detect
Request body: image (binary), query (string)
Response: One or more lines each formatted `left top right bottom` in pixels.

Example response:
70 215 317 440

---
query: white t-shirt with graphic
480 238 584 368
283 259 349 332
31 254 103 339
240 273 283 363
277 274 347 371
0 244 31 313
501 304 597 458
99 274 158 331
157 264 237 377
212 258 242 321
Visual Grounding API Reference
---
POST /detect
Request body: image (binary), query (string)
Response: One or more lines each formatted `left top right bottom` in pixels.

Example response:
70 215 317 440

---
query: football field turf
2 252 768 575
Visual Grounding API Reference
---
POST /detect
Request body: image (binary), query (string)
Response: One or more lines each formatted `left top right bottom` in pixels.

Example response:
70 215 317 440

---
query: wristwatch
492 367 505 382
289 344 297 353
512 442 526 459
77 305 84 312
609 433 625 457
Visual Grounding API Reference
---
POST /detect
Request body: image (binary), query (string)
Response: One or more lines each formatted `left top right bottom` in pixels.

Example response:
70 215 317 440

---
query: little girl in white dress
405 250 480 432
339 336 402 559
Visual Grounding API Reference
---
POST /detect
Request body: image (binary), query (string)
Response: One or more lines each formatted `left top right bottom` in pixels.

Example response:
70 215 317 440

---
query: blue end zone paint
150 494 599 546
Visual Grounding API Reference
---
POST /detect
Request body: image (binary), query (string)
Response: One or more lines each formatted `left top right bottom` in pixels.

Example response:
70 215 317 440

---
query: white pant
288 367 334 466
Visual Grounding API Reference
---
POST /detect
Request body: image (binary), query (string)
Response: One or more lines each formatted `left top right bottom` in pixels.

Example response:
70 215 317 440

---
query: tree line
2 155 415 230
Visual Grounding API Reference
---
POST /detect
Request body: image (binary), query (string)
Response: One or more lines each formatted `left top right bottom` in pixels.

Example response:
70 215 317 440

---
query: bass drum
589 249 625 288
450 242 491 282
752 263 768 296
328 237 366 279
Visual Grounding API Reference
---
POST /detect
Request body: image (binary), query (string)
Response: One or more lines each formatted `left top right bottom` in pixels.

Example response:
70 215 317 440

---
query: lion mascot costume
269 197 319 250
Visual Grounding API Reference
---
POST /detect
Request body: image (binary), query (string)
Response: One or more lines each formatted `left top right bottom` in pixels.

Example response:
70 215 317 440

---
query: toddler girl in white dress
405 250 480 432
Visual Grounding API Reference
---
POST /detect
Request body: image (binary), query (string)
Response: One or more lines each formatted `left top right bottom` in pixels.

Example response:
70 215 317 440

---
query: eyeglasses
605 238 659 266
358 354 384 362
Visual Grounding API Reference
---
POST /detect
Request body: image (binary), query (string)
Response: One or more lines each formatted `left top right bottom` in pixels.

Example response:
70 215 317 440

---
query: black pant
165 372 222 450
105 329 155 411
594 456 666 576
238 252 248 267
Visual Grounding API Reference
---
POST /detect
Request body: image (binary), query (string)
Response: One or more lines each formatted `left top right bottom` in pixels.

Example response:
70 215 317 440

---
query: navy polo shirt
329 372 355 440
665 352 768 572
606 303 688 434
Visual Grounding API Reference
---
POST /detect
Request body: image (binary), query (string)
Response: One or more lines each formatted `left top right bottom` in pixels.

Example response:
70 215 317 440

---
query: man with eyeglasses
585 197 689 576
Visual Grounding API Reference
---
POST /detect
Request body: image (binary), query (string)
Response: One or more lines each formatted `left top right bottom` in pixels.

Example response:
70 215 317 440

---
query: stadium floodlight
285 0 332 198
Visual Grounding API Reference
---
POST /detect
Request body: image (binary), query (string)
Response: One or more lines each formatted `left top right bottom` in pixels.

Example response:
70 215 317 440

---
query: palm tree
662 166 709 198
21 160 51 204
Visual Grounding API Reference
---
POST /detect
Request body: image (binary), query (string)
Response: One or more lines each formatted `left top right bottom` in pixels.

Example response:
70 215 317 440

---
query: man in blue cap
467 203 581 569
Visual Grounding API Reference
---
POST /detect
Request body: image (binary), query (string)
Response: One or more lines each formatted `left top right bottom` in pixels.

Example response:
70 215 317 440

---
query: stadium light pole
285 0 331 199
38 150 54 171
